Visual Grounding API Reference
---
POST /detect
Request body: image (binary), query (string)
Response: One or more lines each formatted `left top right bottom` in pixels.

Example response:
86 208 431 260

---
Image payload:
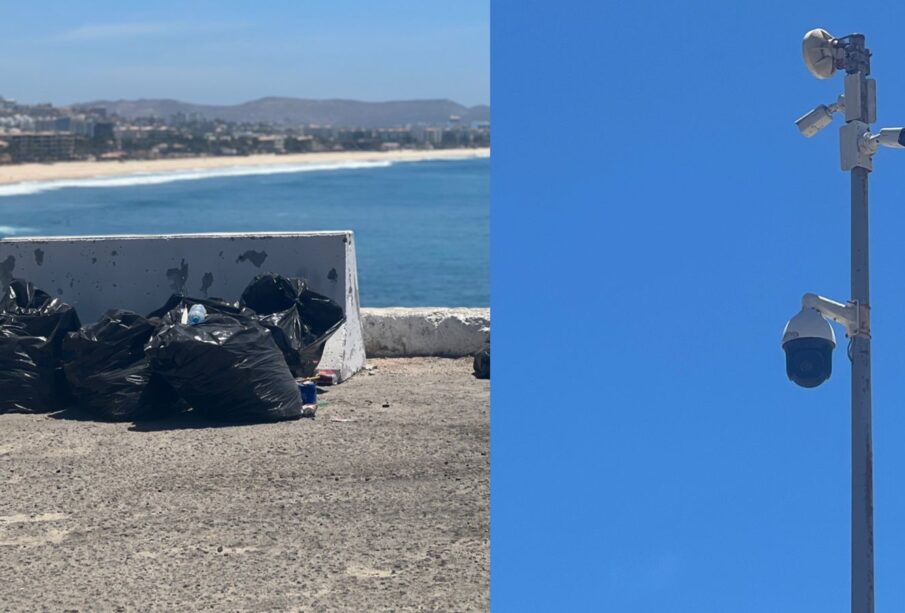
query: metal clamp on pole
853 301 871 339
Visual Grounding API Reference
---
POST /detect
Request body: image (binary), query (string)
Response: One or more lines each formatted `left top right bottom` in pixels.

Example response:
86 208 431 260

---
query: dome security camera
782 307 837 388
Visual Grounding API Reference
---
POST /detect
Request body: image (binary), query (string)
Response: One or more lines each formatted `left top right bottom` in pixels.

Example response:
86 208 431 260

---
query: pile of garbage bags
0 273 345 423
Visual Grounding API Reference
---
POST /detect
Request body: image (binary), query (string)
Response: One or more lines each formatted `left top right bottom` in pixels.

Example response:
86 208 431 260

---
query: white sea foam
0 225 37 235
0 159 396 197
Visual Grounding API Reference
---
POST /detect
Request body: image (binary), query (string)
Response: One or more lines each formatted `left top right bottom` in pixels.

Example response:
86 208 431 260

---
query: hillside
75 97 490 128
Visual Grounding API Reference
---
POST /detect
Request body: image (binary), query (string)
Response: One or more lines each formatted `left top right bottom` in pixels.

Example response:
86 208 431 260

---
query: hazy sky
0 0 489 106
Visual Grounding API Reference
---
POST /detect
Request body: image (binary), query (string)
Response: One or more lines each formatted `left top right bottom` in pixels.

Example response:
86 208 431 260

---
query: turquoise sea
0 156 489 307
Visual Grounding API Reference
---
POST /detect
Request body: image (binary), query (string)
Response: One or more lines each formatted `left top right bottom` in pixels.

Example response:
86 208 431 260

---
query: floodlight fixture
803 28 838 79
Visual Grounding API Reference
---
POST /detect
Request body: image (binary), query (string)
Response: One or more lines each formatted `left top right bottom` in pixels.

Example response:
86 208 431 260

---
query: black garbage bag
0 324 59 414
145 313 303 423
62 310 184 421
473 343 490 379
0 279 81 413
239 274 345 377
0 278 81 360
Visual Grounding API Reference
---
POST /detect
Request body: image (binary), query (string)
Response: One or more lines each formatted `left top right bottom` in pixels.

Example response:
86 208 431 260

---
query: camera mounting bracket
802 293 870 339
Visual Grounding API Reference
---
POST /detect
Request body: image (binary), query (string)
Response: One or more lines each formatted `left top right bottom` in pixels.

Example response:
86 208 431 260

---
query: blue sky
0 0 488 106
492 1 905 611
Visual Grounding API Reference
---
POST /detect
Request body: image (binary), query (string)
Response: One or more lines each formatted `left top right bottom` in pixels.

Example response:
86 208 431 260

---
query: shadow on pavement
46 405 289 431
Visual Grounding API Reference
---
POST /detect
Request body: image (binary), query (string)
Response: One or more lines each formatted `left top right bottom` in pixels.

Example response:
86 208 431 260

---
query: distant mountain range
74 97 490 128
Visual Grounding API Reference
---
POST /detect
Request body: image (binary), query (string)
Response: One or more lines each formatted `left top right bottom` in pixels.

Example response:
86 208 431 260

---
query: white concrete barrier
361 307 489 358
0 232 365 381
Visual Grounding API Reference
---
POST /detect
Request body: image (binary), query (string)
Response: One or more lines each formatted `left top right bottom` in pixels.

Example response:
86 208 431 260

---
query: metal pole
849 67 874 613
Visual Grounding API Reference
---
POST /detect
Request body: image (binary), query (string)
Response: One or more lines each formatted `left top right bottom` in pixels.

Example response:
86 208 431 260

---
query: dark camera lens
784 337 833 388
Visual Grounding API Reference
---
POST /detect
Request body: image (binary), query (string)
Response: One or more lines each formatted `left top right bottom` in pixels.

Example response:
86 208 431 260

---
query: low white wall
361 307 489 358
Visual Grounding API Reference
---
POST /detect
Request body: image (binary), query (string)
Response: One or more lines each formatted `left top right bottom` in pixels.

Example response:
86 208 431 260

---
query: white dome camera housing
782 307 837 388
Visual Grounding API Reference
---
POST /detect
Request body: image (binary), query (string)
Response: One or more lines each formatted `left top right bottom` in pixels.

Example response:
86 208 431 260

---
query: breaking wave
0 159 396 197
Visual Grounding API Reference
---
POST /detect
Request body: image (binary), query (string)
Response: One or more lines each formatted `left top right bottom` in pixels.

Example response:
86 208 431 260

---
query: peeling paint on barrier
166 259 189 293
0 255 14 287
236 250 268 267
200 272 214 297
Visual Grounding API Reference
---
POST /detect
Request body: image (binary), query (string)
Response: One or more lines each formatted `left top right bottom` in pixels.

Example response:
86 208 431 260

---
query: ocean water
0 157 489 307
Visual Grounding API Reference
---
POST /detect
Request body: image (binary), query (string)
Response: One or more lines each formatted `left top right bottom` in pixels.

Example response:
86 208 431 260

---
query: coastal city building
0 96 490 164
3 132 76 162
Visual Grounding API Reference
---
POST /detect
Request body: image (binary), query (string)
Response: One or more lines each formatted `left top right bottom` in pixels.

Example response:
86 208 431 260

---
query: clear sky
0 0 488 106
492 1 905 611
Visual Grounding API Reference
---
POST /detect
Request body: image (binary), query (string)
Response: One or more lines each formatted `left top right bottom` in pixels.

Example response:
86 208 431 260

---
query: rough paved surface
0 358 489 612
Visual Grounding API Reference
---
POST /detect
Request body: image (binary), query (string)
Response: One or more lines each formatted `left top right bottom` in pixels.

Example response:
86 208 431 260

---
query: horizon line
4 94 491 109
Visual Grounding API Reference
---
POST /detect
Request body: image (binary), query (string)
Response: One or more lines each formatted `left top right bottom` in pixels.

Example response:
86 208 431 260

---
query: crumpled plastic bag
239 274 345 377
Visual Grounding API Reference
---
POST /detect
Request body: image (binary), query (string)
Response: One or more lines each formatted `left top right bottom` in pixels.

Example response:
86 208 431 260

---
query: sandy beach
0 148 490 186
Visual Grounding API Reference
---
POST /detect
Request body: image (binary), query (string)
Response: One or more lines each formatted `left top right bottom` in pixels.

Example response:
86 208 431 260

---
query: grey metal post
799 30 878 612
847 44 874 613
851 166 873 613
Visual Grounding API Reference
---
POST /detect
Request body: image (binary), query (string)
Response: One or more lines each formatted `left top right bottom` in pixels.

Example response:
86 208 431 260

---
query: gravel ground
0 358 489 612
